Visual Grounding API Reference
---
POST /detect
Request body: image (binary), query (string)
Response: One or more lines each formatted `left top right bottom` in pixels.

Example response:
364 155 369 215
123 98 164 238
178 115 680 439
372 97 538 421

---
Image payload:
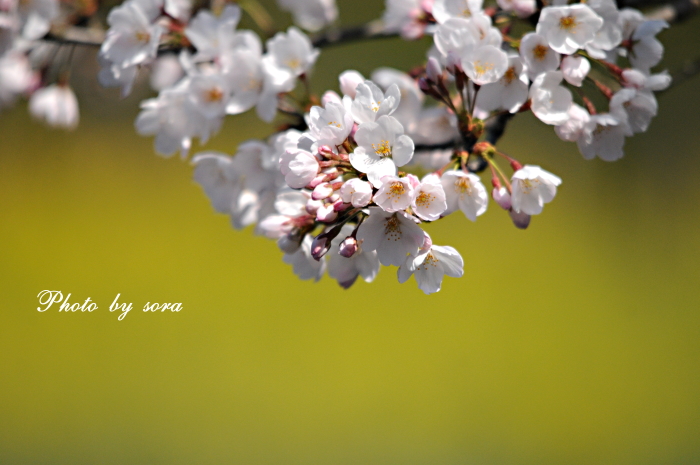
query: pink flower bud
321 90 341 107
493 187 512 211
310 235 330 261
318 145 335 160
349 122 359 139
426 57 442 83
328 194 340 203
306 199 324 215
509 209 531 229
406 173 421 189
339 70 365 98
418 78 432 94
333 199 348 212
338 236 358 258
446 51 462 74
308 174 327 188
312 182 334 200
419 231 433 252
316 204 338 222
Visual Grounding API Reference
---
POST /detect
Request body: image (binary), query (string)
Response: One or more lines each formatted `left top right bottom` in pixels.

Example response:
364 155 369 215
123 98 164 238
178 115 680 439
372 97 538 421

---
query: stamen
559 16 578 31
384 215 402 241
372 140 392 157
418 253 439 270
519 178 541 194
205 87 224 103
135 31 151 43
455 178 473 195
415 191 435 207
387 181 406 202
533 45 549 61
473 60 495 77
503 67 516 84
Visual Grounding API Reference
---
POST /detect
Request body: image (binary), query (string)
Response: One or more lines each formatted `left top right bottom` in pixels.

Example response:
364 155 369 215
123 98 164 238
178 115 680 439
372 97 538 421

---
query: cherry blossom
536 4 603 55
356 208 426 266
511 165 562 215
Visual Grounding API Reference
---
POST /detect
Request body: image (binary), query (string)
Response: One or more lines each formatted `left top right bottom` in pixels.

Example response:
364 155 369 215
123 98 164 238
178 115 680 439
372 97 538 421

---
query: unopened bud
308 174 327 188
446 51 462 74
321 90 341 107
333 199 349 212
426 57 442 83
472 141 495 158
419 231 433 252
310 235 330 261
492 187 511 211
406 173 420 189
306 199 324 215
339 70 365 98
338 236 358 258
316 204 338 222
318 145 335 160
418 77 432 94
509 209 531 229
312 182 334 200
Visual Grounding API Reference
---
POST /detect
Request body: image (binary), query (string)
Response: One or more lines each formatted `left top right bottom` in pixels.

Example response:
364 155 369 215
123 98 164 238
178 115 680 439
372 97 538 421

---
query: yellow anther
455 177 473 195
504 67 516 84
415 191 435 207
135 31 151 43
473 60 495 77
372 140 392 157
559 16 578 31
418 253 439 270
384 215 402 241
205 87 224 102
533 44 549 61
388 182 405 200
519 178 541 194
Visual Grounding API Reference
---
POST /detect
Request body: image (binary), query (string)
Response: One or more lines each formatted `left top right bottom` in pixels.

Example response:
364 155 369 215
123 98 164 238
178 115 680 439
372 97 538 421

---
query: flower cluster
0 0 678 293
0 0 336 130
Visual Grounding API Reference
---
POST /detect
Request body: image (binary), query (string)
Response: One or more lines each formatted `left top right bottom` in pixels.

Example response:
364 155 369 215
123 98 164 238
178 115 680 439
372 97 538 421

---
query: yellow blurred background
1 2 700 463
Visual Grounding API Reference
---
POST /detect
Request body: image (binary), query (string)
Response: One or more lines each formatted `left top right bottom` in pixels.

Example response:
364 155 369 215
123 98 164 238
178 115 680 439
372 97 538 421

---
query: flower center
205 87 224 103
372 140 392 157
327 121 342 128
473 60 494 77
519 178 541 194
286 58 301 70
388 181 406 200
418 253 439 270
415 191 435 208
135 31 151 43
533 44 549 61
593 124 610 136
371 100 382 112
503 67 516 84
455 178 473 195
384 215 402 241
559 16 578 31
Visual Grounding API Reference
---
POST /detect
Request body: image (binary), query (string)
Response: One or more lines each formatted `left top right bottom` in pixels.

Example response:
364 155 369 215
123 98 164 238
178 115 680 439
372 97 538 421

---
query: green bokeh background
2 2 700 463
